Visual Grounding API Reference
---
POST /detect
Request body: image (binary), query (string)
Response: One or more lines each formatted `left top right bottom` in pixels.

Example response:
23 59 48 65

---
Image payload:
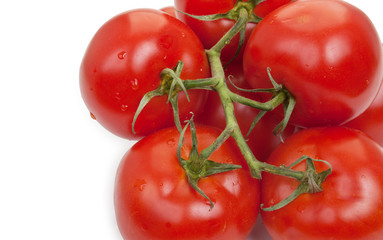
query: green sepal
177 10 232 22
132 89 163 134
176 118 242 210
132 61 189 135
273 92 295 143
224 27 246 68
261 155 332 211
266 67 296 142
202 160 242 177
246 110 267 139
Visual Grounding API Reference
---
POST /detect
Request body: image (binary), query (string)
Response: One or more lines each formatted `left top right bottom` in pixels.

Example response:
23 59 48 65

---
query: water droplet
118 51 127 60
134 179 147 191
130 78 139 90
297 205 305 214
159 35 173 49
90 112 96 120
115 92 121 101
167 138 176 146
181 32 186 38
121 104 129 111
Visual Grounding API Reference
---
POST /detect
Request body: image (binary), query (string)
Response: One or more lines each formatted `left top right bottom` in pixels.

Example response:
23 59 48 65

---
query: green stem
200 124 234 160
183 77 220 89
211 8 250 54
229 91 287 111
202 6 304 180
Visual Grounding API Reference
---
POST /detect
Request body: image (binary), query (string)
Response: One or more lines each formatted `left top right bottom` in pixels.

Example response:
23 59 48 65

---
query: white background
0 1 382 239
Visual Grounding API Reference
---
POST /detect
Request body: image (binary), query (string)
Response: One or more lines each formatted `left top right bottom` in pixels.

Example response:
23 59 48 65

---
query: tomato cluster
80 0 383 239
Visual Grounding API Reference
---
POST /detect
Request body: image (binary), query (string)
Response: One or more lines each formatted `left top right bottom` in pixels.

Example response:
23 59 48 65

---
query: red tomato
114 126 260 240
174 0 257 64
195 63 296 161
261 127 383 239
80 9 210 139
244 0 383 128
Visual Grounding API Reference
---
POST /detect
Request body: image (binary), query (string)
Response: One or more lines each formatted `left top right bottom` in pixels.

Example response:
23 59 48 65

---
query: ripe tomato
261 127 383 239
114 126 260 240
244 0 383 128
80 9 210 139
195 63 296 161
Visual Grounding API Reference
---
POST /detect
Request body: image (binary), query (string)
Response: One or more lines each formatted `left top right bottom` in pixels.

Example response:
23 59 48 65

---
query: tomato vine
133 1 331 210
80 0 383 239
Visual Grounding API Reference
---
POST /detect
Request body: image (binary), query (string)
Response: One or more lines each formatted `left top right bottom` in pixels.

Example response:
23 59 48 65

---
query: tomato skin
160 6 176 17
345 78 383 146
80 9 210 139
114 126 260 240
253 0 292 18
244 0 383 128
195 63 296 161
345 44 383 146
261 127 383 240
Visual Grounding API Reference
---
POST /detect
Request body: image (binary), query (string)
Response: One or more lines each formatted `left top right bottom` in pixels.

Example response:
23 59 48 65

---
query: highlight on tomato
114 125 260 240
261 127 383 239
243 0 383 128
80 9 210 139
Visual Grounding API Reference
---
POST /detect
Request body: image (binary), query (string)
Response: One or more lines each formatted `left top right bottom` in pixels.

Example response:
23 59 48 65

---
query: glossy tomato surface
160 6 176 17
253 0 292 18
80 9 210 139
345 46 383 145
345 77 383 146
195 63 295 161
244 0 383 128
261 127 383 239
114 126 260 240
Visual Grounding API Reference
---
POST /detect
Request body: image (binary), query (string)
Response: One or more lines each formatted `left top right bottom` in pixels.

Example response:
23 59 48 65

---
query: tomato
195 63 296 161
243 0 383 128
114 126 260 240
261 127 383 239
174 0 257 64
80 9 210 139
